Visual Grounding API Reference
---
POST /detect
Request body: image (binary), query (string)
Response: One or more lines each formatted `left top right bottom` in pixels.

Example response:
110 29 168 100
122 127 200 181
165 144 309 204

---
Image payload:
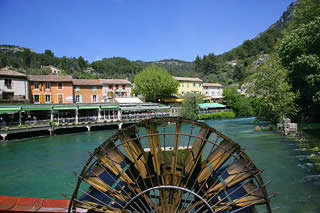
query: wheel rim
69 117 272 213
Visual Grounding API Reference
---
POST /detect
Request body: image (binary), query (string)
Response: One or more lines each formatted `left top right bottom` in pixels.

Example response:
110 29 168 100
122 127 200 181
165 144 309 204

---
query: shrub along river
0 118 320 213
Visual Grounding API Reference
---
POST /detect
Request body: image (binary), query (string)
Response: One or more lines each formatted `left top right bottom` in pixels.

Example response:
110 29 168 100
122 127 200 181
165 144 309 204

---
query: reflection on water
0 118 320 212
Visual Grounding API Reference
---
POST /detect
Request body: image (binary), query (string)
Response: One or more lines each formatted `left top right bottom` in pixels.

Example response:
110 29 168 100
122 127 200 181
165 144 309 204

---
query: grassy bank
198 112 236 120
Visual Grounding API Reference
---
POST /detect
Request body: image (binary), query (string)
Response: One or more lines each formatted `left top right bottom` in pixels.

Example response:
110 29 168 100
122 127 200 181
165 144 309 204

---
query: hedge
198 112 236 120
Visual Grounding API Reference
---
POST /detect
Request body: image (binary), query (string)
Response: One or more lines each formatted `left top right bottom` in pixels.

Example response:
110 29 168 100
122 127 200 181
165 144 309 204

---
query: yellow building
173 76 203 96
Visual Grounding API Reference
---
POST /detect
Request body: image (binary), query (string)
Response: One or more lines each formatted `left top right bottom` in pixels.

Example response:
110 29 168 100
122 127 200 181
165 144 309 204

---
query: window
45 94 51 103
116 85 119 89
187 83 189 87
181 83 184 87
34 82 39 90
75 86 80 92
193 83 196 87
57 82 63 90
5 79 12 86
92 95 97 103
34 94 40 103
109 85 113 89
75 95 80 103
45 82 50 90
122 85 125 90
92 86 97 91
199 83 202 87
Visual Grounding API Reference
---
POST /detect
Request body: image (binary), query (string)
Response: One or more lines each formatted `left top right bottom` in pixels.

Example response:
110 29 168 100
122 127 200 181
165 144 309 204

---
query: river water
0 118 320 212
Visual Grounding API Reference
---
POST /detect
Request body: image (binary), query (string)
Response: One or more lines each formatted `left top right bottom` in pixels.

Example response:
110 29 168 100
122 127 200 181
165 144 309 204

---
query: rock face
0 45 35 54
268 1 298 30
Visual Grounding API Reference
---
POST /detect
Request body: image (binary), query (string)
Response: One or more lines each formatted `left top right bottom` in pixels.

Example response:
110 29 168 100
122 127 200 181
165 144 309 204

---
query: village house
0 66 29 102
101 79 132 102
203 83 224 101
173 76 203 96
28 75 73 104
72 79 102 103
40 65 61 75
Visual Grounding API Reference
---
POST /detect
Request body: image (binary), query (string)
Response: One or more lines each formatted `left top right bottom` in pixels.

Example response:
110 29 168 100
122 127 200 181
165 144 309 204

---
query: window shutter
96 95 99 102
91 95 93 103
80 95 82 103
40 94 45 104
31 83 34 90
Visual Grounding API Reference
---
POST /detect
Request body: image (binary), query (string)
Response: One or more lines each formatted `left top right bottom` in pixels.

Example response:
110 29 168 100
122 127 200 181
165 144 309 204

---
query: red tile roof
173 76 203 82
72 79 102 85
28 75 73 82
203 83 223 87
100 79 132 85
0 67 27 78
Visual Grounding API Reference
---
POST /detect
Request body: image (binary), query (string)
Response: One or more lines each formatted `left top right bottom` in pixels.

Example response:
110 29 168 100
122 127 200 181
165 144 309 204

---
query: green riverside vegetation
198 112 235 120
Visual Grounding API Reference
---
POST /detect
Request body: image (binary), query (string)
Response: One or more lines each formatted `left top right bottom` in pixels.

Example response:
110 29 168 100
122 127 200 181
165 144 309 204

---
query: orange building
28 75 74 104
72 79 102 103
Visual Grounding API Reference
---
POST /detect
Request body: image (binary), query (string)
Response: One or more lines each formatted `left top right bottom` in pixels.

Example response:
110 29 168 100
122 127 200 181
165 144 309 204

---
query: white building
101 79 132 102
0 67 29 102
41 65 61 75
203 83 224 100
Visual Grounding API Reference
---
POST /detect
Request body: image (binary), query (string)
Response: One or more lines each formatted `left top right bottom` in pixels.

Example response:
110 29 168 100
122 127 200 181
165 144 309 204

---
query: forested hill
0 0 297 84
0 46 194 81
193 0 298 85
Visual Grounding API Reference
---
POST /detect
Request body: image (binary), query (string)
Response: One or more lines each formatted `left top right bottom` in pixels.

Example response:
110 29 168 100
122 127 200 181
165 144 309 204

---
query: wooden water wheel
69 117 273 213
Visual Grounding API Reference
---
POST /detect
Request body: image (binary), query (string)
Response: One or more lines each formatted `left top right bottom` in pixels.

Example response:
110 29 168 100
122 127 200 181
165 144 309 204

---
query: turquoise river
1 118 320 213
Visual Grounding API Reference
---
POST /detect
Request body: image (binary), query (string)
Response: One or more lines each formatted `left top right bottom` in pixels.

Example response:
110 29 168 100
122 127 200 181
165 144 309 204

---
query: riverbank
295 123 320 170
1 118 319 213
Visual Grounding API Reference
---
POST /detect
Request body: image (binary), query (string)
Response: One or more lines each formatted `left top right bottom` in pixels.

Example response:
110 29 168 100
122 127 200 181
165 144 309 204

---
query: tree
279 17 320 120
78 56 88 70
44 49 54 57
133 64 179 102
223 87 254 117
180 93 203 120
291 0 320 28
248 55 299 123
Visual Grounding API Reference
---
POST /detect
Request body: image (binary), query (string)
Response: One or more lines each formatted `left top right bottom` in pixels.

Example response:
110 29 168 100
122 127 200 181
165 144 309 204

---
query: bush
49 121 55 128
198 112 236 120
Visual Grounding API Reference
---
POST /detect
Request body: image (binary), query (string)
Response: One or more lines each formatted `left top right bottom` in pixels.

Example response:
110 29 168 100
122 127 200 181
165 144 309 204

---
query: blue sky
0 0 294 62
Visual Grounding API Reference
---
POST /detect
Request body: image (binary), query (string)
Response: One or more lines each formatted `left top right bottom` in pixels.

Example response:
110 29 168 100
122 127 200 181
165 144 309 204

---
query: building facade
203 83 224 100
73 79 102 103
40 65 61 75
101 79 132 102
0 67 29 102
28 75 73 104
173 76 203 96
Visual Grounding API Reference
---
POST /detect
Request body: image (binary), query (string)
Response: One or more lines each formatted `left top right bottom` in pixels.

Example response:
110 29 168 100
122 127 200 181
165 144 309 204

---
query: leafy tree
291 0 320 28
279 17 320 119
180 93 203 120
44 49 54 57
248 55 299 123
133 64 179 102
78 56 88 70
223 87 254 117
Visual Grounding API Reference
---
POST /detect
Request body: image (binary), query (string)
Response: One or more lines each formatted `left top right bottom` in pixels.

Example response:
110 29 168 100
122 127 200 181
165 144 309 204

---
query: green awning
0 107 21 114
199 103 226 109
78 105 100 110
101 105 119 109
23 106 52 111
53 106 77 111
121 106 170 111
